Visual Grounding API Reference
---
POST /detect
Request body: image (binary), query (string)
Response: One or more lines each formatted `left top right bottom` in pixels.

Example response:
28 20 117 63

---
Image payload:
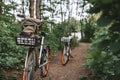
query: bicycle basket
16 36 41 46
61 37 71 43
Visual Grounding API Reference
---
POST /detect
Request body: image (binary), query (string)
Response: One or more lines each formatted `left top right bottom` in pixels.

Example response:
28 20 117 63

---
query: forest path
4 42 91 80
34 42 91 80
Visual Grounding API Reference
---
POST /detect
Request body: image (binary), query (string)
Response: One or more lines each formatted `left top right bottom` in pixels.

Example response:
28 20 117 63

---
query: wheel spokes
40 48 50 77
22 50 35 80
61 46 69 65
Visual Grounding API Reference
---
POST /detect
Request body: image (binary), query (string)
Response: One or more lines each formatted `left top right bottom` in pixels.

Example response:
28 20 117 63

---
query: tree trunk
80 20 84 39
60 5 63 22
0 0 2 15
29 0 34 18
36 0 41 20
22 0 25 15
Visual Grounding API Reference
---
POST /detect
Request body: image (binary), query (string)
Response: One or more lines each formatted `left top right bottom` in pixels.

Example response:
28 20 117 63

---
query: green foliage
85 27 120 80
80 75 88 80
80 17 96 42
0 0 27 71
71 37 79 49
0 70 7 80
86 0 120 21
42 19 79 53
97 14 113 27
44 22 73 53
86 51 119 80
0 21 26 70
84 0 120 79
43 23 63 53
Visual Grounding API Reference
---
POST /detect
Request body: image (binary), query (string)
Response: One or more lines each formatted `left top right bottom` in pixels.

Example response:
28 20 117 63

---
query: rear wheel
61 46 69 65
22 49 36 80
40 46 50 77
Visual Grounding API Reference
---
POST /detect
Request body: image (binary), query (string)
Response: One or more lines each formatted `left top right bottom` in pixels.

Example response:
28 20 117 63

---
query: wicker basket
16 36 41 46
61 37 71 43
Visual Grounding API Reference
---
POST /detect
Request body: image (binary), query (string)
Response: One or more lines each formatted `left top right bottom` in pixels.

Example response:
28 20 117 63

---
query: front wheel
40 46 50 77
22 49 36 80
61 46 69 65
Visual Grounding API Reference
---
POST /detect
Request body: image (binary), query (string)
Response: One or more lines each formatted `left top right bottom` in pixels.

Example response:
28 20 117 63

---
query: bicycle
16 14 50 80
61 33 73 65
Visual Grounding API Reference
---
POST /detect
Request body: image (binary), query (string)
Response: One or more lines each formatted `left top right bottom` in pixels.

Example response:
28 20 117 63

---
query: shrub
71 37 79 49
85 27 120 80
0 22 26 70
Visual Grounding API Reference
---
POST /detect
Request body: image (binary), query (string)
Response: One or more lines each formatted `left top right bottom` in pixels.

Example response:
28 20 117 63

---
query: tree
0 0 2 15
22 0 25 15
85 0 120 26
36 0 41 19
29 0 34 18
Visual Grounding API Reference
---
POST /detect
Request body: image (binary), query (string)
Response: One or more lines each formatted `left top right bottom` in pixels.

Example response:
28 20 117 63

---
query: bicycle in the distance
61 33 73 65
16 14 50 80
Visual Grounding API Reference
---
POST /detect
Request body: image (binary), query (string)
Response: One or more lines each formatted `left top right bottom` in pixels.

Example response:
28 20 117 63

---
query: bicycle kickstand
69 53 73 58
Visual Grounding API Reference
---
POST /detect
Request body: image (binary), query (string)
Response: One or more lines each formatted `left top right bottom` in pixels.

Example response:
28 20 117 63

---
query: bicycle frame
23 33 47 70
39 35 44 66
38 35 49 68
64 42 70 55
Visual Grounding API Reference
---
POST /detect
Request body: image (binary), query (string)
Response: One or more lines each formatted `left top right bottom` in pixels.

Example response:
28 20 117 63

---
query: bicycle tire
40 46 50 77
22 50 36 80
61 46 69 65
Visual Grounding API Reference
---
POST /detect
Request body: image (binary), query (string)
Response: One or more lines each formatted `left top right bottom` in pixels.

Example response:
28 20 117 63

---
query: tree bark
22 0 25 15
36 0 41 20
80 20 84 39
29 0 34 18
0 0 2 15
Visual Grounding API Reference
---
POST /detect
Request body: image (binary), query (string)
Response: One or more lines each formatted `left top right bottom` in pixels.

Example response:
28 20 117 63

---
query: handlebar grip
40 31 49 37
17 14 25 18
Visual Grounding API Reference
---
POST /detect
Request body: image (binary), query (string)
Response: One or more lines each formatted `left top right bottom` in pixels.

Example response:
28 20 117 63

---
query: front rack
16 36 41 46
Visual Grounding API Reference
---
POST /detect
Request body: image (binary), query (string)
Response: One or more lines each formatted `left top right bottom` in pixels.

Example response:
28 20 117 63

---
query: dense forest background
0 0 120 80
0 0 91 70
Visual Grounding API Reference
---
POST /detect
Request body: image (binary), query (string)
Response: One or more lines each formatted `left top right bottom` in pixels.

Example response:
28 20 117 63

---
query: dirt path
40 42 91 80
4 42 91 80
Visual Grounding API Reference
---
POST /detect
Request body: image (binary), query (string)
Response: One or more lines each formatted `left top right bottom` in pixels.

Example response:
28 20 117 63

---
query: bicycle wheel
40 46 50 77
22 49 36 80
61 46 69 65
